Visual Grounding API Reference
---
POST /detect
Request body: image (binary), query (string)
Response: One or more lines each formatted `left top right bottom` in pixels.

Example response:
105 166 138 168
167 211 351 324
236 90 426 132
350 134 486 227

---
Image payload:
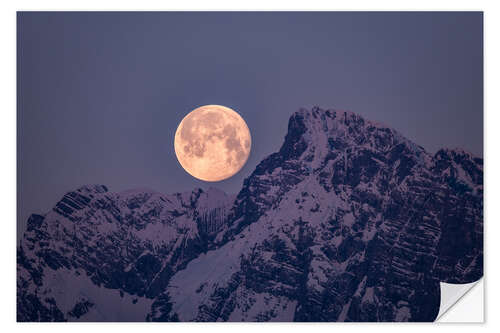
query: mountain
17 107 483 322
17 185 234 321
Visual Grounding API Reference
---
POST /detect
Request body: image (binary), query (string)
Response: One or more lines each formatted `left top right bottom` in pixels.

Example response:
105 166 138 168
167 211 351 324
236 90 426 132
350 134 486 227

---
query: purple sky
17 12 483 240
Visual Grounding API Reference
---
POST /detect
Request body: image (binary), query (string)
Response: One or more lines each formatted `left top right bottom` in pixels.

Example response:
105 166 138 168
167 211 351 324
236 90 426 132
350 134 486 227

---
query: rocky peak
290 107 429 166
225 107 433 240
77 184 108 193
159 108 482 322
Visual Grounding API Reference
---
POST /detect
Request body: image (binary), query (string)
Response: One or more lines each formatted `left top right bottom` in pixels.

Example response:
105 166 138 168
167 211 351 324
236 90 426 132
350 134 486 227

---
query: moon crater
174 105 251 182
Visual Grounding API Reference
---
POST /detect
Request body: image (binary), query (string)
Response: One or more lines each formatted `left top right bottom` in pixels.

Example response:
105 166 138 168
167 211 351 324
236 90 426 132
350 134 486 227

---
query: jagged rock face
17 107 483 322
17 185 234 321
431 149 483 283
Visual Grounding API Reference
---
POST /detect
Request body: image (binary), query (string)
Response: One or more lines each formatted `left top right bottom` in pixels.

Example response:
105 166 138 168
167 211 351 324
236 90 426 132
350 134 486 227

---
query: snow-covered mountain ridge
17 107 483 322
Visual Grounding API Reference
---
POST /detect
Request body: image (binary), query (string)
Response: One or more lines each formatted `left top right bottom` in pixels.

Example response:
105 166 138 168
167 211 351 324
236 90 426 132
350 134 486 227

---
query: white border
3 1 497 331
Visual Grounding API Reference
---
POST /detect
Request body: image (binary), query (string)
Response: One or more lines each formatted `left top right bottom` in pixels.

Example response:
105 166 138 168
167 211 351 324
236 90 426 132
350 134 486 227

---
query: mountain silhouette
17 107 483 322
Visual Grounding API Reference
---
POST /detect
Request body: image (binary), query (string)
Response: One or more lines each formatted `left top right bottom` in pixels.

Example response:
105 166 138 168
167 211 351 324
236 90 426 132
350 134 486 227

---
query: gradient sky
17 12 483 240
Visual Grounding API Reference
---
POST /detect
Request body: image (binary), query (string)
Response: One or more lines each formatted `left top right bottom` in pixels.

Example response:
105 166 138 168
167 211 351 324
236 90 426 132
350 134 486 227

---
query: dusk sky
17 12 483 240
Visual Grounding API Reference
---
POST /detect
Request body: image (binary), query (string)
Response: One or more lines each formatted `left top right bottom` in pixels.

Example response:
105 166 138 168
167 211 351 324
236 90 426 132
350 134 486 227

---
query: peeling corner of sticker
436 278 484 322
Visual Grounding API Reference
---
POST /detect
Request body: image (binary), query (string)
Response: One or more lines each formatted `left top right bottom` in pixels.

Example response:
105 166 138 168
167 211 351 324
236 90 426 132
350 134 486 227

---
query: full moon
174 105 252 182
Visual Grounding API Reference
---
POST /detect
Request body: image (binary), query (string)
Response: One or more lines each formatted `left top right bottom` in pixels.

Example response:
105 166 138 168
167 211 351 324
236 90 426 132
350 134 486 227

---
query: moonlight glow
174 105 251 182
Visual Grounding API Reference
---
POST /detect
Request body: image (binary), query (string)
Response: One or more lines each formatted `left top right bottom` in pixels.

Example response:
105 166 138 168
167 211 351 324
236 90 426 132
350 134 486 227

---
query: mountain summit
17 107 483 322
